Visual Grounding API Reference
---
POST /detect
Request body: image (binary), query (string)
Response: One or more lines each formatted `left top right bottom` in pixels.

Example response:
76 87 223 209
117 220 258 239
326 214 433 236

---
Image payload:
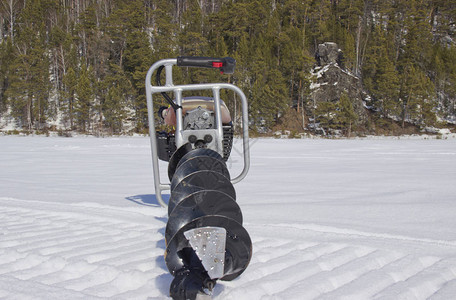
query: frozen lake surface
1 136 456 299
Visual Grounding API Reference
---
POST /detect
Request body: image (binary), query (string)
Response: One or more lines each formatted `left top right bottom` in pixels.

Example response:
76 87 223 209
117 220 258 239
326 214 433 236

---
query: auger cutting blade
184 226 227 279
165 215 252 281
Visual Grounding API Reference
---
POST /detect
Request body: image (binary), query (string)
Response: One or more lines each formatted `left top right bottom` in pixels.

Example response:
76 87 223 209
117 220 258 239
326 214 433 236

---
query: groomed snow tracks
0 198 169 299
1 198 456 299
219 224 456 299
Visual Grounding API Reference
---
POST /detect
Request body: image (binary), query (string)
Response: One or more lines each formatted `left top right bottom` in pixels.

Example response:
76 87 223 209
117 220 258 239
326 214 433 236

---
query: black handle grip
177 56 236 74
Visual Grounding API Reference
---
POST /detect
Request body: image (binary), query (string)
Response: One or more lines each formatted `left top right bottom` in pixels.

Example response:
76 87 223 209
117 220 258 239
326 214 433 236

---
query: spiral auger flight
145 57 251 299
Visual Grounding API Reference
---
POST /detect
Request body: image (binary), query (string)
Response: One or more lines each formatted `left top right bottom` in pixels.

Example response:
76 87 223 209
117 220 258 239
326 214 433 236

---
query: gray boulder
315 42 344 67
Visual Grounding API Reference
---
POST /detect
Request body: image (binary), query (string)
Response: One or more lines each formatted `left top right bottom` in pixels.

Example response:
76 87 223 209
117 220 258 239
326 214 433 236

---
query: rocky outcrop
315 42 344 67
310 42 369 125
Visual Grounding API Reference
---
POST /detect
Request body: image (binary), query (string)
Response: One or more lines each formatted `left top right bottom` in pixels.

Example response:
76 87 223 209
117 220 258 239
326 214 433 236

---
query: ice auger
145 57 252 299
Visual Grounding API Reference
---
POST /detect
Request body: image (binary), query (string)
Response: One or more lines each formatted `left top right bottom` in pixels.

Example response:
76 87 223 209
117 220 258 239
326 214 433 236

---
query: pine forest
0 0 455 136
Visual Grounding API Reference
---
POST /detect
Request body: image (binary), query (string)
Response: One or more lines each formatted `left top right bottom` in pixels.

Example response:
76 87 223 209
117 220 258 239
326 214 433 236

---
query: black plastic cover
156 131 176 162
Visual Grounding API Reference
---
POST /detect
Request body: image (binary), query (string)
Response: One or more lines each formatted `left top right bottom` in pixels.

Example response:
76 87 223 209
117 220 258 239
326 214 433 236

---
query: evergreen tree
61 67 77 129
376 57 400 118
398 0 433 72
329 0 364 72
6 0 53 129
337 92 358 136
399 65 435 128
150 0 178 58
363 25 400 118
307 0 332 49
75 63 95 132
102 64 133 133
178 0 209 56
315 101 337 134
448 71 456 117
0 37 14 116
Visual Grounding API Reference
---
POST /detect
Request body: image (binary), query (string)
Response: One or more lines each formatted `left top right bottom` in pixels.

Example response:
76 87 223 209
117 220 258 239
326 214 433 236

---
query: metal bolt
204 135 213 143
188 135 197 143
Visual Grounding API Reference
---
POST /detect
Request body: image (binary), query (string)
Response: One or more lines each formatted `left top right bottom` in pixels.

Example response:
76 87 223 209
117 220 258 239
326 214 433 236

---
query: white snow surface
1 136 456 299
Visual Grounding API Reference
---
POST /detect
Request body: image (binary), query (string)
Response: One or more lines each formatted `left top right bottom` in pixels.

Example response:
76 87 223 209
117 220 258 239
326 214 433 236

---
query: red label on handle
212 62 223 68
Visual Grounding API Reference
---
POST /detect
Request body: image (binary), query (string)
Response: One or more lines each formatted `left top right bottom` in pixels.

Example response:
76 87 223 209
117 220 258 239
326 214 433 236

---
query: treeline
0 0 455 134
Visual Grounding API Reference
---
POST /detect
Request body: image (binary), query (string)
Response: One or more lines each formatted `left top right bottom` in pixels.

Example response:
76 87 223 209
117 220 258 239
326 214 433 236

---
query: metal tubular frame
145 59 250 207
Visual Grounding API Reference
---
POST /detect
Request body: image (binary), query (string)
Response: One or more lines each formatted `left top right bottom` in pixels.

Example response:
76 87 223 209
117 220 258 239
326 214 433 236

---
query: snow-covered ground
1 136 456 299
